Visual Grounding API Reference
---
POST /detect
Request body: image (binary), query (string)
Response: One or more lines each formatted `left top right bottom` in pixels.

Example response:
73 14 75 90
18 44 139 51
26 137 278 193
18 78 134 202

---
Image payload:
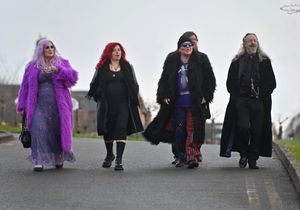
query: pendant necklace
110 64 120 78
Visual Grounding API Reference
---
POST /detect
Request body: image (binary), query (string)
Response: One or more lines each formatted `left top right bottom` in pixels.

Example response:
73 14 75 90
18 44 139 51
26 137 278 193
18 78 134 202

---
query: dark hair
242 33 257 45
177 35 193 49
95 42 128 69
182 31 198 40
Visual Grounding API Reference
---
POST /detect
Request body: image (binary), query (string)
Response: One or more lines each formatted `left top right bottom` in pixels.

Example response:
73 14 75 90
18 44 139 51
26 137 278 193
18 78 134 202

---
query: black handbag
19 113 31 148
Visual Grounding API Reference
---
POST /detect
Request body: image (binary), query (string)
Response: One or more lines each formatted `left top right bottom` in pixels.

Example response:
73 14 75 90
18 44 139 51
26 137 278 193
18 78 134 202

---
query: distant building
205 122 223 144
0 84 20 125
0 84 151 134
0 84 224 142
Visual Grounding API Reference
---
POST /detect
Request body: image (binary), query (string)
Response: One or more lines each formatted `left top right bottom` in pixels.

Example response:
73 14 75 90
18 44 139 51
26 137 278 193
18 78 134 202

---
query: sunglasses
181 42 193 48
45 45 55 49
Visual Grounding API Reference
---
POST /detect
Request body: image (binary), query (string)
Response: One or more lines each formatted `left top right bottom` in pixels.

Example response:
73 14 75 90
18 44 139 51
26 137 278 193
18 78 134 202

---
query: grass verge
277 140 300 165
73 133 144 141
0 124 21 133
0 124 145 141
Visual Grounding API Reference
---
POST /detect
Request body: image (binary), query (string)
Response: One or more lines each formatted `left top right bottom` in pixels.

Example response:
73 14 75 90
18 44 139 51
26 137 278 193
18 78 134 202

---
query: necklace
250 78 259 98
41 65 53 73
110 64 120 72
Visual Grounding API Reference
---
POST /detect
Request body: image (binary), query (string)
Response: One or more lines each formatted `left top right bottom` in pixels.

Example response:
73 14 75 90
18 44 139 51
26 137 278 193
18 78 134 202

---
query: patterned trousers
174 107 200 162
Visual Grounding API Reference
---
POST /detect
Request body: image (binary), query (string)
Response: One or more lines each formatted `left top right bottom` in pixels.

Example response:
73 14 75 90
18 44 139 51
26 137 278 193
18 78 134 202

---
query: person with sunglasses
143 35 216 169
17 39 78 171
169 31 210 164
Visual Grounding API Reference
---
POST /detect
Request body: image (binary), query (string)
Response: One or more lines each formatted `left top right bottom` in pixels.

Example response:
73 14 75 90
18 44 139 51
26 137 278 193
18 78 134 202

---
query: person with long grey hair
220 33 276 169
233 33 269 62
17 39 78 171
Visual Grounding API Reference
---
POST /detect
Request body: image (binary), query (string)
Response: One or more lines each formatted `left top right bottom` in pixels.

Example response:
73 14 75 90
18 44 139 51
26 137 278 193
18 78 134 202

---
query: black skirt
104 70 129 140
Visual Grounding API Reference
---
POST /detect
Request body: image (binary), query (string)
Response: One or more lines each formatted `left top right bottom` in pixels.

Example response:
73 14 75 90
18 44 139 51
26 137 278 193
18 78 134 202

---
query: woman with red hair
87 42 143 171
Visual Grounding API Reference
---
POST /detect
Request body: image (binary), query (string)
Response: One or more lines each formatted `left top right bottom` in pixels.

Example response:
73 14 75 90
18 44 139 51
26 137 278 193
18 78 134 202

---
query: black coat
87 60 144 136
220 56 276 157
143 51 216 145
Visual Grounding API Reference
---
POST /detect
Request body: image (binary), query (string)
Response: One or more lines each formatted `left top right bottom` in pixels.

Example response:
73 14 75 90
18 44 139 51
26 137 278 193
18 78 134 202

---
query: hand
41 66 52 73
164 98 171 105
201 97 206 104
51 66 58 72
41 66 58 73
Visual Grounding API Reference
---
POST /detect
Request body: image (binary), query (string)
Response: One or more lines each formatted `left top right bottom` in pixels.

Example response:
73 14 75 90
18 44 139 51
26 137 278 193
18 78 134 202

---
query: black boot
248 160 259 169
102 141 115 168
115 142 125 171
239 157 248 168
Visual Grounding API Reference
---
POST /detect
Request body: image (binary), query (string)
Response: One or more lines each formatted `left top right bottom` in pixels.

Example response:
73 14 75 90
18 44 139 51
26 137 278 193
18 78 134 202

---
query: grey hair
233 33 270 62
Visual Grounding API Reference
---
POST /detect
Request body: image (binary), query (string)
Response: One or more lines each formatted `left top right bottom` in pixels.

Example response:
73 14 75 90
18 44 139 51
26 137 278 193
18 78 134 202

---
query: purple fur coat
17 58 78 152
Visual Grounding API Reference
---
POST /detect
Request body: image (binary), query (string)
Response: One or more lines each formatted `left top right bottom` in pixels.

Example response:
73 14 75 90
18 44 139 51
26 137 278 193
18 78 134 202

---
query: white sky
0 0 300 126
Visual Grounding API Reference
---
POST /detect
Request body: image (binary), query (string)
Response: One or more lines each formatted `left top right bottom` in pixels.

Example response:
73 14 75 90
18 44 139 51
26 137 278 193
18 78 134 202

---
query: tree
280 4 300 14
0 54 24 85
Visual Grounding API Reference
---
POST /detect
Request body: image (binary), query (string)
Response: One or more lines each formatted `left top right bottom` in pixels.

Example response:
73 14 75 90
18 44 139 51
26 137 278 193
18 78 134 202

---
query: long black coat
220 56 276 157
87 60 144 136
143 51 216 145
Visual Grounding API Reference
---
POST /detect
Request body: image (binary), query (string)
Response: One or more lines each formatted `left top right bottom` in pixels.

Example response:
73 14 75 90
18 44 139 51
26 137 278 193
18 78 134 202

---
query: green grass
127 135 144 141
0 124 21 133
0 124 145 141
73 132 99 138
277 140 300 165
73 132 145 141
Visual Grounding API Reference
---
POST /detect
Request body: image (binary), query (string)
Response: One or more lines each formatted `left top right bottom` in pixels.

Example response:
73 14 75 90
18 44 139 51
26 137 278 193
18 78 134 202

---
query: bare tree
0 54 24 85
280 4 300 14
276 114 289 140
144 100 159 114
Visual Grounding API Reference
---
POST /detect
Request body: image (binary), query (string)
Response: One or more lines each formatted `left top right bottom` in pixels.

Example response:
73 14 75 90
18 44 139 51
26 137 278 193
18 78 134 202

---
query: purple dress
27 72 75 166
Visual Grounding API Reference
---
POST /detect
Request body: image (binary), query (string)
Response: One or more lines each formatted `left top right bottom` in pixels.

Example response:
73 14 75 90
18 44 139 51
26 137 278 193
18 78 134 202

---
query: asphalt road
0 138 300 210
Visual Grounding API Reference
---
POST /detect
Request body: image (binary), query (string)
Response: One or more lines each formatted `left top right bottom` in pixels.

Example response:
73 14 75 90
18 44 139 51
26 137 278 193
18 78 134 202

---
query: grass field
277 140 300 165
0 124 144 141
0 124 21 133
73 132 144 141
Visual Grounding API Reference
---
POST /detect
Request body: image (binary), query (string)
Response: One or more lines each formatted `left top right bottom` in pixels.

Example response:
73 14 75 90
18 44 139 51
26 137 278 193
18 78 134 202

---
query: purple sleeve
53 59 78 88
16 67 30 113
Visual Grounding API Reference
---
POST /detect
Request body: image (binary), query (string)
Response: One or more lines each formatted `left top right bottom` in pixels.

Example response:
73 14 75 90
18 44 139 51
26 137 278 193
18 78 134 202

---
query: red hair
95 42 127 69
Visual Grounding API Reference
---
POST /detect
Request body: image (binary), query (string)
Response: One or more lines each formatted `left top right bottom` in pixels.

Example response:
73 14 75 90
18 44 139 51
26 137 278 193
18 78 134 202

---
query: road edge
0 132 15 144
273 141 300 197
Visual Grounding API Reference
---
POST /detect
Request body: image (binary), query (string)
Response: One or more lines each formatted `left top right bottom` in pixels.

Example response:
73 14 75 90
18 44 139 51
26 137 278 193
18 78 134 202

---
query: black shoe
114 162 124 171
239 157 248 168
175 161 185 167
171 158 180 165
33 165 43 172
187 160 199 169
55 164 63 169
197 153 203 162
248 161 259 169
102 154 115 168
249 165 259 169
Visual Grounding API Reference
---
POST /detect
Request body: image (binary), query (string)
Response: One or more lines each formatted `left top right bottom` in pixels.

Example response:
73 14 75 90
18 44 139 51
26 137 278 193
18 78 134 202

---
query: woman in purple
17 39 78 171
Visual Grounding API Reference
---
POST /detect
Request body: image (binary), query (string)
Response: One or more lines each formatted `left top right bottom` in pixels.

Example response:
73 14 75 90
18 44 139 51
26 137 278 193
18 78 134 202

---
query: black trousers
235 97 264 161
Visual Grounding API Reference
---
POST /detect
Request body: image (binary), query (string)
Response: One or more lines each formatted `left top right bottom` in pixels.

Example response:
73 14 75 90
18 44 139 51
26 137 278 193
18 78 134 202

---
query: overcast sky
0 0 300 126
